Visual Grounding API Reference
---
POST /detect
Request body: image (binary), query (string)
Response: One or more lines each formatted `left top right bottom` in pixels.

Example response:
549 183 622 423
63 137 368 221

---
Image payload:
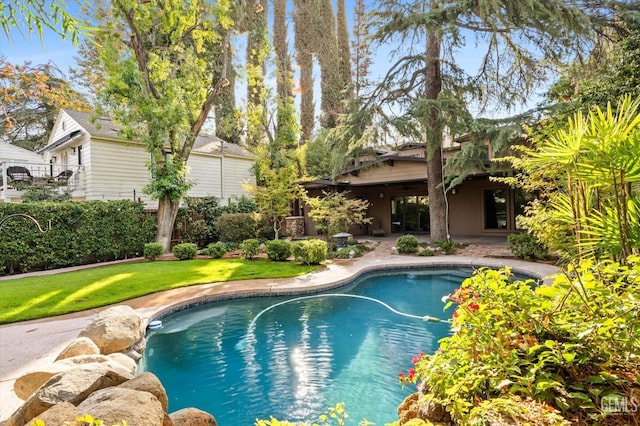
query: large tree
293 0 316 144
547 11 640 112
245 0 269 149
350 0 627 241
95 0 233 252
1 60 89 150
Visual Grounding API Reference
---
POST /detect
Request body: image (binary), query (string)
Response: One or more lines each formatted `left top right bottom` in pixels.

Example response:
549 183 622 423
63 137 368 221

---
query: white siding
220 156 255 205
186 153 255 205
86 139 155 207
186 153 222 198
0 142 42 163
48 111 84 145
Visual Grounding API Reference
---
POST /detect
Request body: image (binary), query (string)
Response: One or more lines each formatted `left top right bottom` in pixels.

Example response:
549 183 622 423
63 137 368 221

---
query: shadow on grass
0 258 319 324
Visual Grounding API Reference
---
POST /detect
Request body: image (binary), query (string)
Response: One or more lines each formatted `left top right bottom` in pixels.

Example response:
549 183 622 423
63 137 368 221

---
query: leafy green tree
272 0 299 172
351 0 372 98
245 0 269 149
340 0 627 242
547 12 640 113
246 166 302 239
317 0 342 129
293 0 316 144
94 0 234 252
336 0 351 99
305 190 371 238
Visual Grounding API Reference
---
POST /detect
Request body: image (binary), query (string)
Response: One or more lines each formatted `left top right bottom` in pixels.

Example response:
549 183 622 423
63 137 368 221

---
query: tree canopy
94 0 234 251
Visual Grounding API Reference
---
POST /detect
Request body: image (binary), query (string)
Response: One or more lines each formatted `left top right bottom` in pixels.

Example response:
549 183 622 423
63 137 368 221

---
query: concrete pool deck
0 236 560 422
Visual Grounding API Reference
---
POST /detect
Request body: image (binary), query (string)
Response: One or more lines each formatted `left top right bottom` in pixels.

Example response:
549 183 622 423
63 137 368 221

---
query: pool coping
0 254 559 422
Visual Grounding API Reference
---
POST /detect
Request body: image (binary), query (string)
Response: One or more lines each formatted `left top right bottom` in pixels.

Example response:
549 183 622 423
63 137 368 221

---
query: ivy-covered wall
0 201 156 275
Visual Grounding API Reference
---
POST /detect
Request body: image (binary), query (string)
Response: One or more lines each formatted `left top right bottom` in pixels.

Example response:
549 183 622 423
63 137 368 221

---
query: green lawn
0 259 319 324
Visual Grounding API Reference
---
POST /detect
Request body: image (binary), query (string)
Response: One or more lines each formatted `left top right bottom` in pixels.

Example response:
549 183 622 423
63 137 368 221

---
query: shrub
417 248 433 257
215 213 258 243
0 200 155 275
172 243 198 260
174 196 223 248
203 242 227 259
215 241 239 252
265 239 292 261
144 243 164 260
401 257 640 424
434 239 456 255
334 244 364 259
507 232 548 260
292 239 328 265
240 239 261 260
396 234 419 254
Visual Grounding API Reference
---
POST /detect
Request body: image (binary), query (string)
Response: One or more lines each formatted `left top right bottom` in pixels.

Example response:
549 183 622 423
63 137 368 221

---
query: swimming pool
138 268 472 425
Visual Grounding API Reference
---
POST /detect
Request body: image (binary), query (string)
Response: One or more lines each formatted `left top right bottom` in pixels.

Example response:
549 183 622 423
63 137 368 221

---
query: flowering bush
399 257 640 424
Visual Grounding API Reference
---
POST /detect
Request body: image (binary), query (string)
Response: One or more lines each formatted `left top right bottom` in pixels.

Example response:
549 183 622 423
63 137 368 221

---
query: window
484 189 507 230
483 188 534 231
390 195 430 233
77 145 83 165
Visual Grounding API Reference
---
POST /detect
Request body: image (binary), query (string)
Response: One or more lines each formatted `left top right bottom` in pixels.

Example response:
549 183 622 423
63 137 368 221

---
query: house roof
0 141 44 161
58 109 254 158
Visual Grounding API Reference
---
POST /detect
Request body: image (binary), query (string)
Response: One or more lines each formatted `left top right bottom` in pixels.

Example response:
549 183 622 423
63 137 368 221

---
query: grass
0 258 319 324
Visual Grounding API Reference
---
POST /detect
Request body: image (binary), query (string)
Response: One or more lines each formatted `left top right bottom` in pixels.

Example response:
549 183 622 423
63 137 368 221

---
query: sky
0 1 547 119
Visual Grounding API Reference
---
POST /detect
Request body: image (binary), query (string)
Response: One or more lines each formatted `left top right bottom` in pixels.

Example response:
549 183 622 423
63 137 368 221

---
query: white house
1 109 256 207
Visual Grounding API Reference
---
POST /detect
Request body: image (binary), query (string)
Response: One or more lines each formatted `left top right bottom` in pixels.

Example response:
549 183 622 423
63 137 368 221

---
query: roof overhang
38 130 84 154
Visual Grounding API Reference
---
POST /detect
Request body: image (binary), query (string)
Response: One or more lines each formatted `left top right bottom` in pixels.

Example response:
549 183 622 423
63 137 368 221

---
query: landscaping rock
26 401 78 426
107 352 138 373
397 389 452 426
5 365 132 426
14 356 134 400
59 355 137 375
118 372 169 413
76 387 165 426
169 407 218 426
55 337 101 361
78 305 145 354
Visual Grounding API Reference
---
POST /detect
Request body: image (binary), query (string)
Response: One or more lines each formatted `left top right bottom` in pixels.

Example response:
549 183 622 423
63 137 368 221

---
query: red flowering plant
393 259 640 425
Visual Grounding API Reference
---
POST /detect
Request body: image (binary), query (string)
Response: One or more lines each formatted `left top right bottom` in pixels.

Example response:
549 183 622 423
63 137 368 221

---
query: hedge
0 201 155 275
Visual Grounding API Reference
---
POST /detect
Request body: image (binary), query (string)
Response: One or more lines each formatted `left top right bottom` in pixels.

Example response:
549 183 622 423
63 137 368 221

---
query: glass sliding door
390 195 430 233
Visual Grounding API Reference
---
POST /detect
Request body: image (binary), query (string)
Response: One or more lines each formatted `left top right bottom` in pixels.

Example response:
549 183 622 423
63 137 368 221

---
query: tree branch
112 0 161 99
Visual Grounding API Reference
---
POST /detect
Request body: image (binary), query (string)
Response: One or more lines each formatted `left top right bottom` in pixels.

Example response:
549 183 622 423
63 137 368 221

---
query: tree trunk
424 6 448 242
155 195 181 253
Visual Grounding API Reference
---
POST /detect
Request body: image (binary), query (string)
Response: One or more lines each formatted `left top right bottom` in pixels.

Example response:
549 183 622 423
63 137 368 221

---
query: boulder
55 337 100 361
76 387 165 426
107 352 138 373
25 402 78 426
14 356 134 400
118 372 169 413
169 407 218 426
59 355 137 376
78 305 145 354
5 365 132 426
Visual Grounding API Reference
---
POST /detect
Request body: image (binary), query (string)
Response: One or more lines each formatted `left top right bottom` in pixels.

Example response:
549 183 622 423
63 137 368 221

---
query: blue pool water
138 268 471 425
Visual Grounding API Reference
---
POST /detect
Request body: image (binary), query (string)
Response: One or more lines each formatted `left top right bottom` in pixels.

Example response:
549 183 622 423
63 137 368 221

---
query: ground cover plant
0 259 318 324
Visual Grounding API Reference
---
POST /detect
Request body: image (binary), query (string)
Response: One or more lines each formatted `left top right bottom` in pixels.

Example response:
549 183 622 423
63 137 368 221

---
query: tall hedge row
0 201 155 275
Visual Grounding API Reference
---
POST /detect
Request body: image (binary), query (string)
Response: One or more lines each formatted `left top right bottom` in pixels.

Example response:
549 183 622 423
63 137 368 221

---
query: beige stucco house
1 109 255 207
300 141 529 239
